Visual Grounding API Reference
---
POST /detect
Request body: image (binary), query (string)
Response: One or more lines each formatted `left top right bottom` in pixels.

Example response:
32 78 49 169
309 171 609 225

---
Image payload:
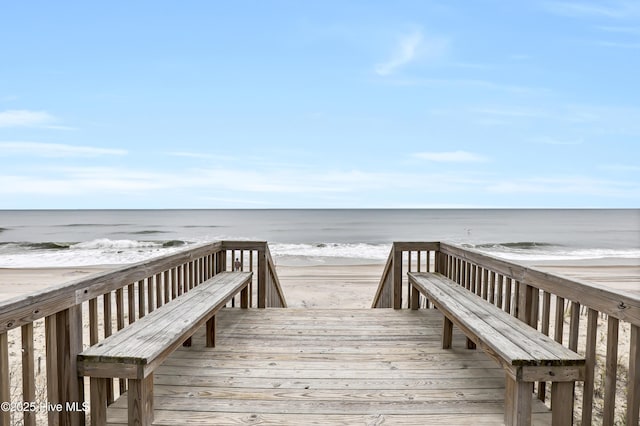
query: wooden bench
77 271 252 426
408 272 585 426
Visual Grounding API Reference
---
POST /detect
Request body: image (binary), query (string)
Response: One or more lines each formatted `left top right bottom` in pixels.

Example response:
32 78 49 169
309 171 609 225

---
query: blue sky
1 1 639 208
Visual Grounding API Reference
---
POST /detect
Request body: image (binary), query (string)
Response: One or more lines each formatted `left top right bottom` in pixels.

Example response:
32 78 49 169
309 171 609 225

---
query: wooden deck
102 308 552 425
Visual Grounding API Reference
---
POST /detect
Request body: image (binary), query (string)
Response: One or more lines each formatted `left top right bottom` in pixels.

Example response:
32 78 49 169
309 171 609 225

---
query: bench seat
78 271 252 425
408 272 585 426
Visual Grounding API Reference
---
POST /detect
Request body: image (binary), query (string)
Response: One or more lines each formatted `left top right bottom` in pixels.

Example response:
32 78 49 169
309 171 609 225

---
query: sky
1 1 639 209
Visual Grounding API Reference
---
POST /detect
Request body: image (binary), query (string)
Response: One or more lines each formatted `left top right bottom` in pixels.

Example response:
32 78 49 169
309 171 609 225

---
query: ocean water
0 209 638 267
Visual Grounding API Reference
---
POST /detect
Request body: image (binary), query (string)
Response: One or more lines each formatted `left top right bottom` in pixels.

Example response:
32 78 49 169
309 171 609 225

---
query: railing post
393 244 402 309
629 324 640 426
0 332 9 426
56 305 86 426
258 247 267 308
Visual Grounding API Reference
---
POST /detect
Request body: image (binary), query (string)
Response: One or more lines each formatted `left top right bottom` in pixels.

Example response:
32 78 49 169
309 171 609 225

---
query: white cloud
413 151 489 163
0 142 127 157
0 110 56 127
597 25 640 34
374 30 448 76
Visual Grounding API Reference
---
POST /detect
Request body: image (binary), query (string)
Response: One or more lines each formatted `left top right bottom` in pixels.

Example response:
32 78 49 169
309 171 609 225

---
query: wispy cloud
473 107 549 119
0 110 56 127
597 25 640 34
0 142 127 157
413 151 489 163
530 136 584 145
544 1 640 19
374 30 448 76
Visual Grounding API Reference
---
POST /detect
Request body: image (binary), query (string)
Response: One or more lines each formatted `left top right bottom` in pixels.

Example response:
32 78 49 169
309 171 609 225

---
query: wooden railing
372 241 640 426
0 240 285 426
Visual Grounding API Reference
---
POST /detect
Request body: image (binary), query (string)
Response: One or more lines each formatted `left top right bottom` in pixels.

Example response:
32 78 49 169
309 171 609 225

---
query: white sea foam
0 239 638 268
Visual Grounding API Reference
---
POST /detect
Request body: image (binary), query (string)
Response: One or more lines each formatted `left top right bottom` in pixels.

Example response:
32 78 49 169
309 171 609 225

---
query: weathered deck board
105 308 552 425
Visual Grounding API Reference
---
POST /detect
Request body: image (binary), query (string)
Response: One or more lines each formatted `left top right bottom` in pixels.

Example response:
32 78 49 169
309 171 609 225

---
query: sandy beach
1 259 637 305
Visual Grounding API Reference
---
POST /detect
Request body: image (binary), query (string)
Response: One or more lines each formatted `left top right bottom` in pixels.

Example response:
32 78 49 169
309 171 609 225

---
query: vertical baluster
115 287 127 396
155 273 162 308
147 275 155 313
581 308 598 426
603 316 619 426
164 270 171 304
184 262 190 291
104 292 114 405
0 332 8 426
44 316 60 426
250 250 254 307
628 324 640 426
128 283 136 324
554 296 565 344
89 298 99 345
569 301 580 351
512 281 521 318
538 291 552 402
138 279 146 318
489 272 496 305
55 305 84 425
22 323 36 426
177 265 184 296
482 268 489 300
172 267 178 299
504 278 512 314
530 288 539 329
496 274 504 310
470 264 476 293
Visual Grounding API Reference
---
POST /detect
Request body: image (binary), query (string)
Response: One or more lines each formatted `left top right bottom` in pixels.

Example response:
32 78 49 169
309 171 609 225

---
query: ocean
0 209 638 267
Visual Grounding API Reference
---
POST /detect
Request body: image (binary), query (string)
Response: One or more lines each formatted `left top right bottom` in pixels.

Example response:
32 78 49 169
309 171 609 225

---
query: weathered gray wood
581 308 598 426
78 272 252 379
439 242 640 326
409 272 585 426
393 247 403 309
0 332 10 426
629 324 640 426
372 249 394 308
0 242 225 333
99 308 554 426
56 305 85 426
128 375 153 426
505 373 532 426
22 323 36 426
409 273 584 368
603 316 619 426
45 315 60 426
90 378 107 426
551 382 574 425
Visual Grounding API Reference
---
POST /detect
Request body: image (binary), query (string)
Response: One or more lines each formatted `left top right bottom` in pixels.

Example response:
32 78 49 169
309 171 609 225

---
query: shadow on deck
103 308 551 425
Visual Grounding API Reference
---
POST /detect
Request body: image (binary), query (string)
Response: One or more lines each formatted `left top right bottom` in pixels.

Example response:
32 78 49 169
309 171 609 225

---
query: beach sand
2 259 636 305
1 260 638 424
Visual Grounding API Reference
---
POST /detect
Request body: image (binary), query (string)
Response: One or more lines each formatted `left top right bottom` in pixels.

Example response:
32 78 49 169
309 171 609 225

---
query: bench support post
551 381 574 425
90 378 107 426
505 374 532 426
206 315 217 347
442 317 453 349
128 374 153 426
